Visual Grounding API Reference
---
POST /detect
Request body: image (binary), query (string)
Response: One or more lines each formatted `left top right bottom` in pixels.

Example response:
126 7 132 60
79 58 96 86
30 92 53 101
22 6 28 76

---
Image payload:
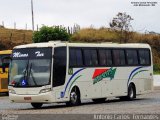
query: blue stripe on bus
61 68 85 98
127 66 144 86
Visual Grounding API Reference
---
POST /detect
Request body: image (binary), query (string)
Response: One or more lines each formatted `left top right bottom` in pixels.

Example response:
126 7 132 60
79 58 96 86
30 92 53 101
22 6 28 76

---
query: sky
0 0 159 33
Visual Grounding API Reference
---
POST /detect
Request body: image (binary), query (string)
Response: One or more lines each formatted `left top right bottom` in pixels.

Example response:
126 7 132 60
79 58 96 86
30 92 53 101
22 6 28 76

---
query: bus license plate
24 97 32 100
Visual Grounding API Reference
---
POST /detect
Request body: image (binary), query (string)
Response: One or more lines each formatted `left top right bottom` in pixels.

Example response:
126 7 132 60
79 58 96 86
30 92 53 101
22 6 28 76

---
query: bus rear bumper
9 92 55 103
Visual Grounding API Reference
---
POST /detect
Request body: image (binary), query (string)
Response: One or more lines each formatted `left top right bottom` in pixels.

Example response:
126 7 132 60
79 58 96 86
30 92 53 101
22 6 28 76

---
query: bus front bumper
9 92 54 103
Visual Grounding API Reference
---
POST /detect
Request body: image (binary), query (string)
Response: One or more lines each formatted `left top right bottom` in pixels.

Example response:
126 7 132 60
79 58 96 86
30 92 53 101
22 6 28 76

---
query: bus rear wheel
31 103 43 109
92 98 106 103
127 84 136 100
66 87 81 106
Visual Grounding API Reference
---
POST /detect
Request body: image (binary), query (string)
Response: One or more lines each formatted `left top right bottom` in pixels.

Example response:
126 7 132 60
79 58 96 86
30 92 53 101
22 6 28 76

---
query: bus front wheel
66 87 81 106
127 84 136 100
31 103 43 109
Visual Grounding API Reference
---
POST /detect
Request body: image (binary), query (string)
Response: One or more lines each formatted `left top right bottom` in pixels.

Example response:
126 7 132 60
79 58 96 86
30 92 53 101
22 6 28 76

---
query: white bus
8 41 153 109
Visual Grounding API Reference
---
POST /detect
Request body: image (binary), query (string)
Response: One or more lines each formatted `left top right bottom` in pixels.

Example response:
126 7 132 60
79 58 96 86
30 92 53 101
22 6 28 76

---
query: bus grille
1 78 8 89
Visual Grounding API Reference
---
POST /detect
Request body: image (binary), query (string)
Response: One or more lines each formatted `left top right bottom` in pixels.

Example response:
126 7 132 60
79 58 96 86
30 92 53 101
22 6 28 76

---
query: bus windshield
9 47 52 87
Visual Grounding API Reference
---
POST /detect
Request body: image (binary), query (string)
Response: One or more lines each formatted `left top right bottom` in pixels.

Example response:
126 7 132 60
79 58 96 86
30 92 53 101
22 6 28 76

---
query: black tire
127 84 136 100
31 103 43 109
6 92 9 96
66 87 81 106
92 98 106 103
119 96 128 101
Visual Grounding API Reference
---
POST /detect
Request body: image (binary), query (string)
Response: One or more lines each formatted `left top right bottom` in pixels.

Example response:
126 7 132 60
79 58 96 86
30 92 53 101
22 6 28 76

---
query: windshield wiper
28 63 38 86
24 60 29 81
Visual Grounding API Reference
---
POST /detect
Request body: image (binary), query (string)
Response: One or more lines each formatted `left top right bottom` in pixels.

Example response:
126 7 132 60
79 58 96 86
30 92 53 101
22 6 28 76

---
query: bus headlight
39 88 51 94
9 89 16 94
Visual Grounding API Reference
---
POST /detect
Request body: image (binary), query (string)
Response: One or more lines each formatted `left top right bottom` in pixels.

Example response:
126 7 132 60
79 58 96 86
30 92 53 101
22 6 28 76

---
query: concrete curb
154 86 160 90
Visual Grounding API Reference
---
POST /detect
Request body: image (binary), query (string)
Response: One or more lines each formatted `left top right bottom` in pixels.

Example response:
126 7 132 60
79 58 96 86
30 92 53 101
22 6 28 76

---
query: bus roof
0 50 12 55
13 41 151 49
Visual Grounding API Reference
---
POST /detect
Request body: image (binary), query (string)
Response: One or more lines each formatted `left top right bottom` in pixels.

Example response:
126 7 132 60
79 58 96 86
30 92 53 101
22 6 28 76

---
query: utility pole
14 22 16 29
31 0 34 32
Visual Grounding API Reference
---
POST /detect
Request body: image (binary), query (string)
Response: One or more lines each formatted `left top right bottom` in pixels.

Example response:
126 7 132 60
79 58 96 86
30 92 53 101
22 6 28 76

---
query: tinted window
69 48 83 67
91 50 98 66
113 50 126 65
76 49 83 66
0 54 11 67
138 49 150 65
84 50 91 66
53 47 66 87
126 50 138 65
83 49 98 66
54 47 66 66
69 49 76 66
98 50 112 66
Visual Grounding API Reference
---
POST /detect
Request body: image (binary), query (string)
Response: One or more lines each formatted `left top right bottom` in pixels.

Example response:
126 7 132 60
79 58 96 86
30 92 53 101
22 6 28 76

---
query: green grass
154 71 160 75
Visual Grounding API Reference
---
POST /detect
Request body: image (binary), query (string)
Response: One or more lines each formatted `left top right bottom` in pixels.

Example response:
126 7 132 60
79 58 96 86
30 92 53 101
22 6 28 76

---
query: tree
109 12 133 43
33 26 70 43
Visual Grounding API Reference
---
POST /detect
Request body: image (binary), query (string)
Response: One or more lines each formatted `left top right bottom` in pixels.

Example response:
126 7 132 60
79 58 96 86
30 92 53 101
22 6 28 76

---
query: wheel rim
129 87 134 98
70 91 78 104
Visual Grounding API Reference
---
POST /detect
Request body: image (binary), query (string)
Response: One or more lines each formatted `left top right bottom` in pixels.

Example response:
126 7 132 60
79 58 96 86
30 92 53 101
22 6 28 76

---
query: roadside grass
154 71 160 75
0 28 33 49
0 27 160 70
71 28 160 69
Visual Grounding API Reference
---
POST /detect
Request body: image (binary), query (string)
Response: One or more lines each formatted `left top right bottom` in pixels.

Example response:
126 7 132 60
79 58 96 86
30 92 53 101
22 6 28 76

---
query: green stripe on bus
68 75 82 93
131 70 149 81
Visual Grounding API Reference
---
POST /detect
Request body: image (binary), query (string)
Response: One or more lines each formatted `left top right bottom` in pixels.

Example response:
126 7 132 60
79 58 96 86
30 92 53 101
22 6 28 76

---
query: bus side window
126 49 138 65
69 48 83 67
69 49 76 67
90 50 98 66
98 50 106 66
53 47 66 87
83 49 92 66
75 49 83 66
98 49 113 66
83 49 98 66
105 50 112 66
113 50 126 66
138 49 150 65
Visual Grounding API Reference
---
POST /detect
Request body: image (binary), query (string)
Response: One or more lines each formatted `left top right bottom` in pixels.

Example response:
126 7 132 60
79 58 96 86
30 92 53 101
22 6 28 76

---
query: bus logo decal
35 51 44 57
13 52 28 58
92 67 116 84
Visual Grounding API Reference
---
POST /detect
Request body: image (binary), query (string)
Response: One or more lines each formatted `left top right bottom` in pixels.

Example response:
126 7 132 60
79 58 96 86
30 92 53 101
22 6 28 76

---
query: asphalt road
0 87 160 115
